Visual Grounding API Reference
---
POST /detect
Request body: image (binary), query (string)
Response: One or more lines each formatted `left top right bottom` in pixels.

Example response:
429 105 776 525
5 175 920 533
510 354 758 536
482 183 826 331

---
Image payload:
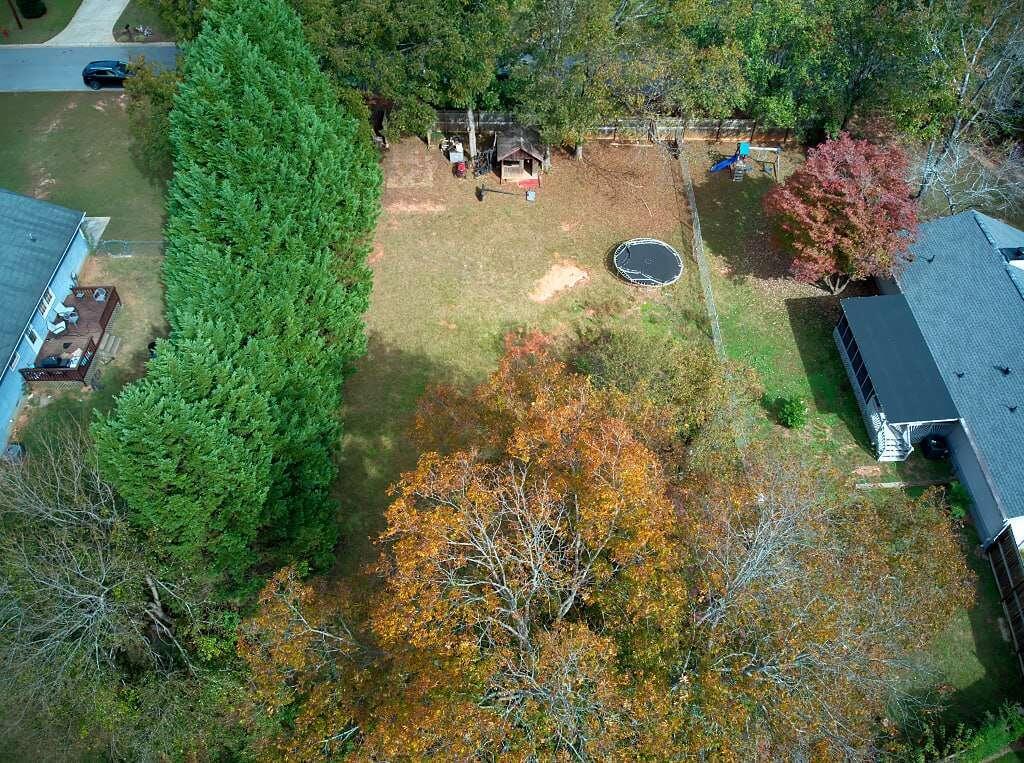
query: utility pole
6 0 23 30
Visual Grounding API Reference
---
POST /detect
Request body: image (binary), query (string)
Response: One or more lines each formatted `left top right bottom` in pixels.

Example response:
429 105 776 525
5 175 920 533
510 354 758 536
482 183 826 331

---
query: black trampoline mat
614 240 682 286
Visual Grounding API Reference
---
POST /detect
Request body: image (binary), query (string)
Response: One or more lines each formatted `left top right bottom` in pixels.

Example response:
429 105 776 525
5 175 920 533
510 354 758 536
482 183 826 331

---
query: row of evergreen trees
94 0 381 591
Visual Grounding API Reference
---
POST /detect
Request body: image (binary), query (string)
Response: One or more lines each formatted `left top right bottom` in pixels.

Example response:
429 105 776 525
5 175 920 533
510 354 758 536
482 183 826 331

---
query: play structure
612 239 683 287
710 141 782 181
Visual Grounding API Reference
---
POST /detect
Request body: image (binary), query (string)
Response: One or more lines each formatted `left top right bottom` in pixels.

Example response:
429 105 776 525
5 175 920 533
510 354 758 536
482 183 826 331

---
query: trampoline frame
612 238 683 287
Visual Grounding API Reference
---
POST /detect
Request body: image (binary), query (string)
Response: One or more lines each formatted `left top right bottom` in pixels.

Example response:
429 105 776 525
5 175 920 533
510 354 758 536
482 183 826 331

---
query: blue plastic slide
710 154 739 172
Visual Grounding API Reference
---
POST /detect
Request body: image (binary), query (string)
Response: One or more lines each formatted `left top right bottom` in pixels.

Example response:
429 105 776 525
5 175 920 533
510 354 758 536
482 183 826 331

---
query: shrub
572 321 726 439
125 59 180 181
774 394 808 428
905 704 1024 762
95 0 381 589
947 481 971 520
16 0 46 19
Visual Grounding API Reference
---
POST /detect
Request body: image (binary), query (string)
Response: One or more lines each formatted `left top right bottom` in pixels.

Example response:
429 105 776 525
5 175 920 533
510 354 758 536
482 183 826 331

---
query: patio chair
48 320 67 336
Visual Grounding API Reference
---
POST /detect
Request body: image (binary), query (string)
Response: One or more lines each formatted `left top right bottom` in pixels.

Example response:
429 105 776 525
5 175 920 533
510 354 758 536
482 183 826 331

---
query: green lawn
113 0 172 42
922 523 1023 727
684 141 1021 726
0 0 81 44
336 138 705 567
0 92 166 240
686 142 951 484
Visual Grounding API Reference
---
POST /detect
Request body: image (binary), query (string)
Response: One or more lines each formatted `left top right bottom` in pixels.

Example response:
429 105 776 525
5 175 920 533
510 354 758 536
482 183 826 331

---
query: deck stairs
869 409 913 462
84 332 123 389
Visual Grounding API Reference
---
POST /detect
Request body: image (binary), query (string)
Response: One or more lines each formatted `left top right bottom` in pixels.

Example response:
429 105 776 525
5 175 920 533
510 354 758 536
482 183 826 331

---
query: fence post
750 120 758 142
467 108 477 157
716 119 723 142
783 127 791 145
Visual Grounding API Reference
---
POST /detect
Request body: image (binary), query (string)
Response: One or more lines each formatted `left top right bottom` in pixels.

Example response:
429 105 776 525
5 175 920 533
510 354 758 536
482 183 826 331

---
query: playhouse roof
495 126 545 162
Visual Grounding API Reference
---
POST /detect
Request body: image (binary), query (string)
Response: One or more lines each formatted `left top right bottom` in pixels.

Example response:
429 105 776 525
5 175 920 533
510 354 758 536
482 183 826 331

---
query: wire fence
674 134 749 452
93 240 165 258
677 144 724 359
434 110 794 145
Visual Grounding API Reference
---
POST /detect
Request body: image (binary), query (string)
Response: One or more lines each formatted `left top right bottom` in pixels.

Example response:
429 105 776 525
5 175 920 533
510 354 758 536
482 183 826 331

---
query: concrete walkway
44 0 132 46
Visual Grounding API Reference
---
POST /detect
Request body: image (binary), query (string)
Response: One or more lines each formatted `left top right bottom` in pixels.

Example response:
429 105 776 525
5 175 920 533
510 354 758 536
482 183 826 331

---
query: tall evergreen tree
96 0 381 588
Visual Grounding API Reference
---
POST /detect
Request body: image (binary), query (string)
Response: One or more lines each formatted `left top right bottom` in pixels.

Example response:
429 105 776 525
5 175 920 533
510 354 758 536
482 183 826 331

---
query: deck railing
19 285 120 384
20 336 98 383
71 285 120 327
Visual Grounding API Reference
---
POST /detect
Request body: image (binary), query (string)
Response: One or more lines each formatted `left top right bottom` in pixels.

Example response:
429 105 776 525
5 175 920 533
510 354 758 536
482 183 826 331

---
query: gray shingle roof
841 295 958 424
0 189 85 371
897 210 1024 521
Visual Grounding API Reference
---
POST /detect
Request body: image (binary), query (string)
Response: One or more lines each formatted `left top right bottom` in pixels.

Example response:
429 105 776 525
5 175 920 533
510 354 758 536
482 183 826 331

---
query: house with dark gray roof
835 210 1024 670
0 189 118 447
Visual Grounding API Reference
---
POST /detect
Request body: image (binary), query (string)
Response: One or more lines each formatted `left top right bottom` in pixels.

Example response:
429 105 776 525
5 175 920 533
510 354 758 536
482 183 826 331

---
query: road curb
0 42 178 50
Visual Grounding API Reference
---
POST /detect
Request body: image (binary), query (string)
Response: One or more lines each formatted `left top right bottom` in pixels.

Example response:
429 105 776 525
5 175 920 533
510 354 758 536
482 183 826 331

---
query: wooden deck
20 286 120 384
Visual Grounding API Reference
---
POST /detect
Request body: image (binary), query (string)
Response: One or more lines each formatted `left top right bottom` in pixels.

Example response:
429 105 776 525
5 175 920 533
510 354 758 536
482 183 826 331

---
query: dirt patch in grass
528 260 589 302
380 141 452 215
31 167 56 198
385 198 447 214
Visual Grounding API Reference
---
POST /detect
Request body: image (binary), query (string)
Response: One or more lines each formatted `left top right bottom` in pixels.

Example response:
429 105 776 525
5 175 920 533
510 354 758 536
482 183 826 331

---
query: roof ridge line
972 210 999 250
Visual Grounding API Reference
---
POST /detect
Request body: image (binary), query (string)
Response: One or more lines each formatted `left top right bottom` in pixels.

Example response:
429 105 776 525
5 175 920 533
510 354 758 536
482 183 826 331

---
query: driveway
0 44 178 92
44 0 132 45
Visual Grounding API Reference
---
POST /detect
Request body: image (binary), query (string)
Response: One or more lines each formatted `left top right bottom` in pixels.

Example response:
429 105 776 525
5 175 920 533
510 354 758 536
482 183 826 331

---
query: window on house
8 351 19 372
26 326 39 346
38 288 55 318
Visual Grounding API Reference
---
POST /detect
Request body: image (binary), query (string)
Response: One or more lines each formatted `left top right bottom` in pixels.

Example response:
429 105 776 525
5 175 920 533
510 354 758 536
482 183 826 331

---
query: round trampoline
612 238 683 287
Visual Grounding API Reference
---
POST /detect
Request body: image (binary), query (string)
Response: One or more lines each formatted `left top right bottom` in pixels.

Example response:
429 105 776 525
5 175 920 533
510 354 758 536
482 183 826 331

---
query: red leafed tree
764 133 919 294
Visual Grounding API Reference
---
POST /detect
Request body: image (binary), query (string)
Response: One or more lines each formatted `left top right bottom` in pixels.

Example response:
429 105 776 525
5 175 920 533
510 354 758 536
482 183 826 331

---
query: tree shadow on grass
938 524 1024 726
690 167 791 283
898 523 1024 743
333 332 467 574
784 295 872 452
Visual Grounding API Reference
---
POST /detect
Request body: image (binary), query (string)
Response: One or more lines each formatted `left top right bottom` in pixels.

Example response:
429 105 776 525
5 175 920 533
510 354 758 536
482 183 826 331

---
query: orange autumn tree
240 339 973 760
237 566 366 761
362 339 690 759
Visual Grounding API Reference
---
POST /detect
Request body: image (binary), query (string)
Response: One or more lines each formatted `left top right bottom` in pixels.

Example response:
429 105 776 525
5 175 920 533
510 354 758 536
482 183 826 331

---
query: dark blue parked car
82 60 129 90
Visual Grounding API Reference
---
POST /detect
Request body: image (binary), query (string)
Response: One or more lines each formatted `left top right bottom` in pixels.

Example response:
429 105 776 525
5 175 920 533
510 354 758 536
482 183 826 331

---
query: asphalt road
0 44 179 92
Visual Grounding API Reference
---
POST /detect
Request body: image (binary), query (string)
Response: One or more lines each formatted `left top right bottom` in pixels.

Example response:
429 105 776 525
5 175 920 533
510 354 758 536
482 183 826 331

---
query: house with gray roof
0 189 120 447
834 210 1024 670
